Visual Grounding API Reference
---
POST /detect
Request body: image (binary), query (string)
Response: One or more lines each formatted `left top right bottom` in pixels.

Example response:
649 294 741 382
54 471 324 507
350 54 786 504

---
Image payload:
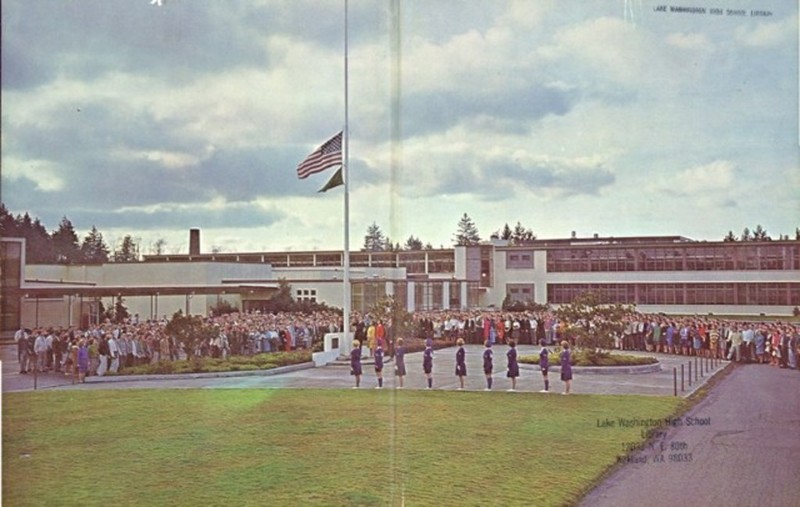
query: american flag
296 131 343 179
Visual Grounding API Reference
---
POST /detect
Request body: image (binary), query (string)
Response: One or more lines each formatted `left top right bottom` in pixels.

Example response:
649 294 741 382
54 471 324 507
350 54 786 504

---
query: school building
2 230 799 337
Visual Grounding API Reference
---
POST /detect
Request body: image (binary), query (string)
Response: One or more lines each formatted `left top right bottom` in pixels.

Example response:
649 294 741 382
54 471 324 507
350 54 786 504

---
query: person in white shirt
107 335 120 373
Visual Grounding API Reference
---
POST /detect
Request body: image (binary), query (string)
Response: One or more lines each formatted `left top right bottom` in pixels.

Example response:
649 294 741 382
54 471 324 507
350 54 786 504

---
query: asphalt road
579 363 800 507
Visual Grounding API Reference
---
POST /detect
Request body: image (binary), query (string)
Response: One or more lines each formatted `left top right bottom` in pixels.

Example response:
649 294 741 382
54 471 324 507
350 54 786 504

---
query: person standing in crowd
423 340 434 389
108 332 120 373
97 333 109 376
16 327 29 374
483 340 493 391
455 338 467 390
539 339 550 393
727 325 743 362
506 339 519 392
76 339 89 383
350 339 362 388
374 337 385 389
367 321 376 358
394 337 406 389
560 340 573 395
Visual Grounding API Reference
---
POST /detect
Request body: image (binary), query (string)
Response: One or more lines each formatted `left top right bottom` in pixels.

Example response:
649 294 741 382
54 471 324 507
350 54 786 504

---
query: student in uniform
393 337 407 388
506 339 519 391
350 339 362 388
455 338 467 390
483 340 493 390
423 341 434 389
374 338 385 389
538 339 550 392
560 340 573 395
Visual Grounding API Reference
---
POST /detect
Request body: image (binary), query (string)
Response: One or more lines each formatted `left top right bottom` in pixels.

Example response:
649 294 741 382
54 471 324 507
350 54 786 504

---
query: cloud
735 17 796 48
651 160 735 196
2 157 66 192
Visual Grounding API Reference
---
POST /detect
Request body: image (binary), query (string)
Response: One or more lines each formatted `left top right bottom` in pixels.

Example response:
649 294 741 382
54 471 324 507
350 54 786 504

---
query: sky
2 0 798 255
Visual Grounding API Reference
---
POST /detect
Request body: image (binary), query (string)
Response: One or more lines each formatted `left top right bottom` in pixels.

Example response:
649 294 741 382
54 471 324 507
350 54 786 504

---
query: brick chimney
189 228 201 256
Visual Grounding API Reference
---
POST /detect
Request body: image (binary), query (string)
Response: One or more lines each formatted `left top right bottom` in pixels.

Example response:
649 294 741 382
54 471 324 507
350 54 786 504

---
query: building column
442 282 450 310
407 281 415 312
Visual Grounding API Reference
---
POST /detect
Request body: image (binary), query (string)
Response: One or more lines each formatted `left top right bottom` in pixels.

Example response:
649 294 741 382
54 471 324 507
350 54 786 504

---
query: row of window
544 283 800 306
545 244 800 272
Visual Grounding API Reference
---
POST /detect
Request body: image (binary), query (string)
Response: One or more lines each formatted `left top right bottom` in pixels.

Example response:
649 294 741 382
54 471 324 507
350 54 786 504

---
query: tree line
0 203 146 264
722 225 800 242
362 213 537 251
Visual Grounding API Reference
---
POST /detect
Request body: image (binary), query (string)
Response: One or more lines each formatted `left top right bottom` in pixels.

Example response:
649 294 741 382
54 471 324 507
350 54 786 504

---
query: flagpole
342 0 352 356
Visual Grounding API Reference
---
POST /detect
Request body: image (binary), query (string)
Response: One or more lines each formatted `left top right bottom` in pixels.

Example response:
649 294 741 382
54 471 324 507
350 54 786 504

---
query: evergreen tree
0 204 18 237
113 235 140 262
752 224 770 241
17 213 57 263
404 235 424 250
80 226 110 264
453 213 480 246
741 227 752 242
363 222 387 251
512 221 536 244
723 230 737 242
51 216 81 264
500 223 513 241
796 227 800 240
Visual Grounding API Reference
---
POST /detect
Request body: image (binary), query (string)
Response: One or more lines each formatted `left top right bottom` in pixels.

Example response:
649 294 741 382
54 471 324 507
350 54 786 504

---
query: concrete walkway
579 363 800 507
2 344 728 396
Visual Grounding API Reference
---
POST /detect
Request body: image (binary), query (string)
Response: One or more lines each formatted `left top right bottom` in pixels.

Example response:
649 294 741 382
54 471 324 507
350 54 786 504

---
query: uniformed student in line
538 339 551 393
423 340 434 389
506 339 519 391
455 338 467 390
483 340 493 390
394 337 406 389
560 340 573 395
350 339 362 388
374 337 385 389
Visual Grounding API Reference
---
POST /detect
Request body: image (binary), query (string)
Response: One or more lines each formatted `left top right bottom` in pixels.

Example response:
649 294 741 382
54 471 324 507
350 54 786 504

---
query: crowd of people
13 308 800 382
407 310 800 369
13 310 342 379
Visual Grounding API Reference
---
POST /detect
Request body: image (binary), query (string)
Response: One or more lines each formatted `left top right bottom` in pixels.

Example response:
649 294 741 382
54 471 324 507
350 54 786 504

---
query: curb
85 362 315 383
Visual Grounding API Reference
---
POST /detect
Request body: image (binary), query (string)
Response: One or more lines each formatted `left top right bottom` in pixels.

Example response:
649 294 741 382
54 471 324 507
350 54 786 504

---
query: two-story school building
2 230 799 336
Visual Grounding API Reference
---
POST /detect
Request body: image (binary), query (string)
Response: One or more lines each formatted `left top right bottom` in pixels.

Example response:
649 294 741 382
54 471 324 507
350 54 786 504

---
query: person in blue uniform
374 338 385 389
506 339 519 391
423 341 434 389
483 340 493 390
538 339 550 393
455 338 467 390
350 339 362 388
560 340 573 395
394 337 406 388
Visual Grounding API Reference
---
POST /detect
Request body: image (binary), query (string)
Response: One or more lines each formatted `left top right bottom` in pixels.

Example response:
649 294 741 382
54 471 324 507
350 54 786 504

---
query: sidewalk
579 363 800 507
3 344 730 396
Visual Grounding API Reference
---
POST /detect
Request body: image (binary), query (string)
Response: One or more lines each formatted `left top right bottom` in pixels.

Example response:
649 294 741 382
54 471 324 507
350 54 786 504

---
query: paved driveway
3 344 727 396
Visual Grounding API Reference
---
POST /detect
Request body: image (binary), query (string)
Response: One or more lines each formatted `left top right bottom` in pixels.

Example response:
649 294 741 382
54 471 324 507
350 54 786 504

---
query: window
507 283 535 303
506 250 534 269
296 288 317 303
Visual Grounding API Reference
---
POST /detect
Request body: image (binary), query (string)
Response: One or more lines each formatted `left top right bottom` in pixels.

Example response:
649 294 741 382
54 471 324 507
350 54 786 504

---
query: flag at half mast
296 131 343 179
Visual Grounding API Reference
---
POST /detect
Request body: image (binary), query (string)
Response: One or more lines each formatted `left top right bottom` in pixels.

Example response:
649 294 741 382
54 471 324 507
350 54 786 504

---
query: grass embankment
112 350 312 375
4 389 683 506
520 349 658 367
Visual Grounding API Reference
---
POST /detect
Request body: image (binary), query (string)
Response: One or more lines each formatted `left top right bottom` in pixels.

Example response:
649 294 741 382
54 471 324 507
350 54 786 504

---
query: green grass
112 350 312 375
520 350 658 367
3 389 684 507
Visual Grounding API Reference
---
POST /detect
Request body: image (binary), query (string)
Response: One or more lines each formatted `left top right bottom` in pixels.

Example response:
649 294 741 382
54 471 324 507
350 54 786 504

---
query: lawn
3 389 684 506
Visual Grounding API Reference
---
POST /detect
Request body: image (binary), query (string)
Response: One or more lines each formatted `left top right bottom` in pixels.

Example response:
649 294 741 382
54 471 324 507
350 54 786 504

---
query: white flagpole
342 0 352 356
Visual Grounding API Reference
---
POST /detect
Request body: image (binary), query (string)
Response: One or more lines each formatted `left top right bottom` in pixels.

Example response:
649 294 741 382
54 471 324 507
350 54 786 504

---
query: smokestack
189 228 200 255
